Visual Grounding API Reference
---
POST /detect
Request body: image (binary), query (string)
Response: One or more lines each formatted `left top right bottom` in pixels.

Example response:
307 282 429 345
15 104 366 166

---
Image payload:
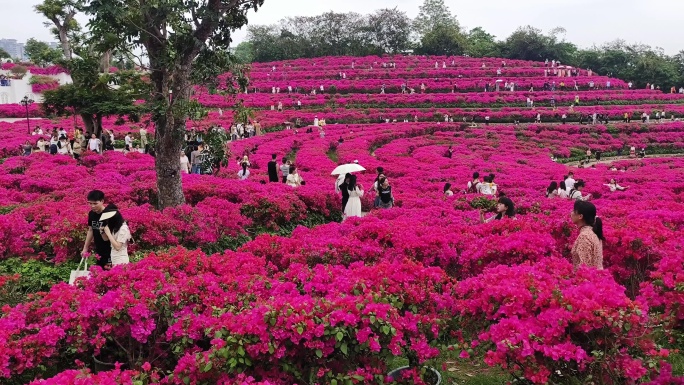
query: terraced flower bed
1 55 683 385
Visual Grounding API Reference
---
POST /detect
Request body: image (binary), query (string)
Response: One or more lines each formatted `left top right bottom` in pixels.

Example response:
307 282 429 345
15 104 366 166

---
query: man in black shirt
267 154 279 182
81 190 114 269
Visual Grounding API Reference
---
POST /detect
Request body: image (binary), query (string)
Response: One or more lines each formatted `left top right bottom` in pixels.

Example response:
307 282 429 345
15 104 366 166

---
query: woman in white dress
180 150 190 173
344 175 364 218
101 210 132 267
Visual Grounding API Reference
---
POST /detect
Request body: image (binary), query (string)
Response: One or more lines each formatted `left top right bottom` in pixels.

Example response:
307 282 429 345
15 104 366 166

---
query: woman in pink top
570 201 604 269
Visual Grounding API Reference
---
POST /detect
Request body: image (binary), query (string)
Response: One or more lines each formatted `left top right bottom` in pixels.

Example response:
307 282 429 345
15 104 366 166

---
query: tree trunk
81 114 97 136
58 27 71 60
151 62 187 209
101 50 112 73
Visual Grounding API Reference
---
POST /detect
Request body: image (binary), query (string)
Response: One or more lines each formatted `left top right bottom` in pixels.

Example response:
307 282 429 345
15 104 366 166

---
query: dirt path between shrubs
567 153 684 167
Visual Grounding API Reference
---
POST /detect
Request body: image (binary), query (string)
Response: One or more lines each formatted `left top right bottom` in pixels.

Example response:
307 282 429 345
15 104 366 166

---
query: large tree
85 0 262 208
366 8 412 54
25 38 63 66
0 48 10 59
466 27 501 58
413 0 460 39
415 24 467 56
42 56 147 135
34 0 79 59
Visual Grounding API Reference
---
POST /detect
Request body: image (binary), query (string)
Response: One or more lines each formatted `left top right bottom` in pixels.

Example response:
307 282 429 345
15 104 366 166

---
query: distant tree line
235 0 684 89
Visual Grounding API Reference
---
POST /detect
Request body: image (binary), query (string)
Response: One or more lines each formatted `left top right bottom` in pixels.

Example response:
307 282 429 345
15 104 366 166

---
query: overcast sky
3 0 683 54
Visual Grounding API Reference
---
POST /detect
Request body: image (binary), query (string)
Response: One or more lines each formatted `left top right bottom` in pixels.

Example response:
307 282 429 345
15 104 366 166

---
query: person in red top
570 201 604 269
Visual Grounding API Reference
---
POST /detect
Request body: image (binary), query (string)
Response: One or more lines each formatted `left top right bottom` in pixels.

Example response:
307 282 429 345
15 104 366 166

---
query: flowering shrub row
1 55 683 384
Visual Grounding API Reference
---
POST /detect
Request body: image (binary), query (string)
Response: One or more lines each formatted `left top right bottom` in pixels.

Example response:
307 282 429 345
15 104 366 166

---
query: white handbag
69 257 91 285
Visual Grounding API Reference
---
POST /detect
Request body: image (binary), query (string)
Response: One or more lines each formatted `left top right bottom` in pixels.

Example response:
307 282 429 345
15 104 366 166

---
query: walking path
567 153 684 167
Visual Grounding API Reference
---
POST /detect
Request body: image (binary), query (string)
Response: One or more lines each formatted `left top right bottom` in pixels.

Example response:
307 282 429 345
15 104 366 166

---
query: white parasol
331 163 366 175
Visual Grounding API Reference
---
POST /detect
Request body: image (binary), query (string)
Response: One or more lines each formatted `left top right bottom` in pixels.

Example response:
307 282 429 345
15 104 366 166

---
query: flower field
1 55 684 385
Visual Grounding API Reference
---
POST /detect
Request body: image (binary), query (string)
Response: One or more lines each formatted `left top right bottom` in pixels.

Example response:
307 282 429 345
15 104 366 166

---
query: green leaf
316 349 323 358
340 343 348 355
336 331 344 341
296 326 304 335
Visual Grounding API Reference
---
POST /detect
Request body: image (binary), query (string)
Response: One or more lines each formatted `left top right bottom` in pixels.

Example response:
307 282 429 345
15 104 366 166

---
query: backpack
569 189 581 200
49 144 58 154
467 181 480 194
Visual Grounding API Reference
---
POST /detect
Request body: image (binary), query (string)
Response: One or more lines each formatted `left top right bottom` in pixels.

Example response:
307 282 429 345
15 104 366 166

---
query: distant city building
0 39 25 60
0 39 61 61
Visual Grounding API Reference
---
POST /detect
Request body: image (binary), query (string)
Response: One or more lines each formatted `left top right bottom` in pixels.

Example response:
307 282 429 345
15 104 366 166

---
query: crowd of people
23 126 152 159
440 168 604 270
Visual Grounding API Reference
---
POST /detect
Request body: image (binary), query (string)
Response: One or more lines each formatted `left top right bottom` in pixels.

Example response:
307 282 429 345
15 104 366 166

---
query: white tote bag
69 257 91 285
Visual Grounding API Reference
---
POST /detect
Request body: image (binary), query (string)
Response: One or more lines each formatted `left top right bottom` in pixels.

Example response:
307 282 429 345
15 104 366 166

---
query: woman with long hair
558 181 569 198
480 197 515 223
101 208 132 267
237 162 250 180
546 181 559 198
443 182 453 197
344 175 364 218
570 201 603 269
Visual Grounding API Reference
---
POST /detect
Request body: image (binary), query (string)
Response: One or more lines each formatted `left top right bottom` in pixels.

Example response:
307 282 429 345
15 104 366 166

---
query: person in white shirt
568 180 591 201
546 182 559 198
179 150 190 173
101 210 132 267
124 132 133 152
604 179 628 192
237 162 250 180
88 134 101 153
313 116 319 126
286 165 303 187
57 136 72 156
444 183 454 197
565 173 576 192
558 181 569 198
478 175 496 195
58 128 67 138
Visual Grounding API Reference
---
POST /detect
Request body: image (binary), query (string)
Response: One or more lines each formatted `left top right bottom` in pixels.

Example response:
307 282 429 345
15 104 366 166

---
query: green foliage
500 26 577 63
415 24 467 56
0 47 10 59
413 0 460 38
201 125 230 174
247 9 410 62
0 258 78 306
25 38 63 66
465 27 501 58
41 56 147 134
233 41 255 64
572 42 682 88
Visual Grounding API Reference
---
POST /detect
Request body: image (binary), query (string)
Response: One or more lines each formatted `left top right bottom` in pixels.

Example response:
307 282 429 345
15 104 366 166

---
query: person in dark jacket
267 153 279 182
81 190 117 269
